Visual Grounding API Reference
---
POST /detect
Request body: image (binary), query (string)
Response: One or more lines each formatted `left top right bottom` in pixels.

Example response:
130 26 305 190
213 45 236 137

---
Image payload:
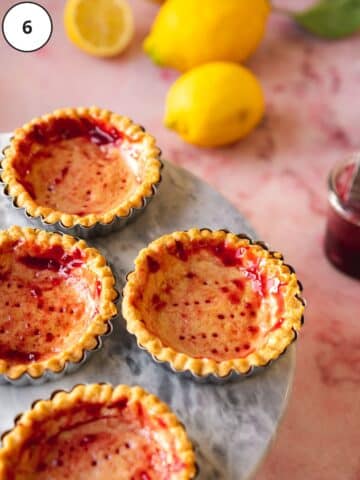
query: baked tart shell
0 107 162 238
122 229 305 382
0 226 118 384
0 383 197 480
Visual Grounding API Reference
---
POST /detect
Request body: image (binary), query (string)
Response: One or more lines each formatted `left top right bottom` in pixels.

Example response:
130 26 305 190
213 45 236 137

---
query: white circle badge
2 2 53 52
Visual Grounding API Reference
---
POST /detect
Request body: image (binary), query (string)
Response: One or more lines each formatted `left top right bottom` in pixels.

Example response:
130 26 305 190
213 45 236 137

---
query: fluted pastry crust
0 226 117 380
1 107 162 228
123 228 305 378
0 383 196 480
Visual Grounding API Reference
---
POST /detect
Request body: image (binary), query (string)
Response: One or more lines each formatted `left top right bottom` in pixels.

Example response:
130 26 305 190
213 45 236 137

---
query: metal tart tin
0 312 119 387
0 343 107 387
0 257 120 387
124 231 305 384
0 139 163 239
137 336 297 385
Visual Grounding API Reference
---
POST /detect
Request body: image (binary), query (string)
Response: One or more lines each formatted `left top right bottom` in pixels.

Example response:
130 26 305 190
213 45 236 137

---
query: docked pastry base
0 226 118 385
0 384 197 480
0 107 162 238
123 229 305 382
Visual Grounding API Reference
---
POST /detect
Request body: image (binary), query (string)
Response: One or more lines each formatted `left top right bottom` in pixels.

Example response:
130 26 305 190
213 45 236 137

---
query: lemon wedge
64 0 134 57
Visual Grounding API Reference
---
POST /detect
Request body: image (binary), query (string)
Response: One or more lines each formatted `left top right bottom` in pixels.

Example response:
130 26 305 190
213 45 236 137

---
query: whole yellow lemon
164 62 265 147
144 0 270 71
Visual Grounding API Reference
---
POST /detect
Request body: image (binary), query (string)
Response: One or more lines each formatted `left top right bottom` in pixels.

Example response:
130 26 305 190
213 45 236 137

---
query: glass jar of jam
324 155 360 279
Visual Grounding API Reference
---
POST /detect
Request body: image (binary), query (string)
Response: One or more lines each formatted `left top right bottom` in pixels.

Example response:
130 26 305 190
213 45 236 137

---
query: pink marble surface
0 0 359 478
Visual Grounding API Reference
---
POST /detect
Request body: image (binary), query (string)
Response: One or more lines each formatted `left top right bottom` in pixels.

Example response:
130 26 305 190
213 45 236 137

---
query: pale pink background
0 1 360 479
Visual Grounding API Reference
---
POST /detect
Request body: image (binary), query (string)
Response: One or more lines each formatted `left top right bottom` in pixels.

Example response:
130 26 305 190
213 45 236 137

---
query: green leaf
294 0 360 39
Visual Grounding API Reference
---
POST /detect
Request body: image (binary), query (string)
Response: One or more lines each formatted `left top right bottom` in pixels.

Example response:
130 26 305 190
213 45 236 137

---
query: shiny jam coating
2 395 190 480
131 238 290 362
13 116 143 217
0 239 100 365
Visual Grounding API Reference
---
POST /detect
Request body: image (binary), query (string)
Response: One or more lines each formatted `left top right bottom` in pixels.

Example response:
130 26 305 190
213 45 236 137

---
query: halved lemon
64 0 135 57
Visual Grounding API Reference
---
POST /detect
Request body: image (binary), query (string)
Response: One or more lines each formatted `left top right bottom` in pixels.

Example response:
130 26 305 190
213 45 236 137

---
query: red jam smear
149 239 277 299
47 166 70 193
146 255 160 273
141 238 288 361
18 245 84 276
11 399 185 480
19 179 36 198
28 117 123 148
0 346 40 364
19 399 132 455
0 242 92 366
109 397 129 411
95 280 102 297
151 294 167 311
14 116 125 197
269 318 284 332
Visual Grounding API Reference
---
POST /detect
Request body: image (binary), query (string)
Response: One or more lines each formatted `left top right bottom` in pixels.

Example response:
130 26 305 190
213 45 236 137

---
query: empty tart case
0 107 163 238
122 229 305 384
0 226 119 386
0 384 198 479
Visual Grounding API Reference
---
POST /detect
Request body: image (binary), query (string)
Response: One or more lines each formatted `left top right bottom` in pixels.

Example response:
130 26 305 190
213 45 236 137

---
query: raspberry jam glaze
132 238 289 362
0 240 101 365
14 116 144 216
324 158 360 279
5 399 187 480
